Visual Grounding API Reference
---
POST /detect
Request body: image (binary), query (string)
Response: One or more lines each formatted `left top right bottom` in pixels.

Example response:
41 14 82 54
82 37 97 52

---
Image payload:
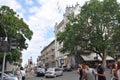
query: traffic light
8 38 17 50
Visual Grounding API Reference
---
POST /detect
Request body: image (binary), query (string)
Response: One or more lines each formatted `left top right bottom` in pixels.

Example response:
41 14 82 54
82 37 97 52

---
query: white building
54 4 80 67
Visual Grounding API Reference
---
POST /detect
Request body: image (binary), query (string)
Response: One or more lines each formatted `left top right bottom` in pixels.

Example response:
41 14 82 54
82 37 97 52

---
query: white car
0 72 18 80
45 67 63 78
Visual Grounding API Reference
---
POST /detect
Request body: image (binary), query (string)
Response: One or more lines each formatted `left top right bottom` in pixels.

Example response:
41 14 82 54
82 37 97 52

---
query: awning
81 53 114 61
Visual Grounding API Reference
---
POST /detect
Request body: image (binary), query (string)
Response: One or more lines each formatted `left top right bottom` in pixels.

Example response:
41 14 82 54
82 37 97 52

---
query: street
26 70 78 80
25 69 111 80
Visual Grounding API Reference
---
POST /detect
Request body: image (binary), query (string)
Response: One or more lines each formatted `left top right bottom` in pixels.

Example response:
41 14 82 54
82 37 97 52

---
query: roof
81 53 114 61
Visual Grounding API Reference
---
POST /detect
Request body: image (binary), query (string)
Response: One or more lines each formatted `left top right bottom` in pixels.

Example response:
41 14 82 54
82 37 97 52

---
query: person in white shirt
16 67 22 80
20 67 26 80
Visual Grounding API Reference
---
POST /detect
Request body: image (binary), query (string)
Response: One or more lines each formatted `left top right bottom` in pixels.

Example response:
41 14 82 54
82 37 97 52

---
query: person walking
117 59 120 80
111 62 118 80
16 67 22 80
20 67 26 80
95 60 106 80
84 64 96 80
77 63 83 80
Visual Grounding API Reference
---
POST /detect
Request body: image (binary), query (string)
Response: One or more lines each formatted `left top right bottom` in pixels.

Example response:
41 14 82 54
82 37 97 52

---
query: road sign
0 39 9 52
8 38 17 50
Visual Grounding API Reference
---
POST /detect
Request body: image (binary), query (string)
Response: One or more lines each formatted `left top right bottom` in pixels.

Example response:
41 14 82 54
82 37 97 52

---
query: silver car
45 67 63 78
0 72 18 80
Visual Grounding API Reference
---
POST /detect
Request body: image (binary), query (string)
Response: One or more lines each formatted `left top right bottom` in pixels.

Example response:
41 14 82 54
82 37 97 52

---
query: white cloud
25 0 34 5
0 0 25 19
0 0 22 10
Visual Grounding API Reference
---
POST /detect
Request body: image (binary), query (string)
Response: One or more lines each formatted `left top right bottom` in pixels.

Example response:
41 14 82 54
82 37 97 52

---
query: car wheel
45 76 48 78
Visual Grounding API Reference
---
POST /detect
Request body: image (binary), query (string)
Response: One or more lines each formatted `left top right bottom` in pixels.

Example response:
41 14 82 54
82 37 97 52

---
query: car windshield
47 68 54 72
37 68 45 72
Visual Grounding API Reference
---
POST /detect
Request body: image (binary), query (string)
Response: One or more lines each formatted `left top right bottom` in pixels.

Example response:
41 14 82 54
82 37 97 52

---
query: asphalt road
25 69 111 80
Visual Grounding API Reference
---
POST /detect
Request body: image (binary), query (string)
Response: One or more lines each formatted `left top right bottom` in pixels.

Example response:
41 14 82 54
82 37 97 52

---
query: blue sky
1 0 119 66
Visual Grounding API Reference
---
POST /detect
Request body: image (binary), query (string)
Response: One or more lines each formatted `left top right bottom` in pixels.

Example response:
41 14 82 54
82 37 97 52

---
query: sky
0 0 120 66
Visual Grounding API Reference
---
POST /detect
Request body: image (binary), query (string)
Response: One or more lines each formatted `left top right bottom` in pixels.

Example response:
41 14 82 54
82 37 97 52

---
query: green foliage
0 6 33 63
57 0 120 57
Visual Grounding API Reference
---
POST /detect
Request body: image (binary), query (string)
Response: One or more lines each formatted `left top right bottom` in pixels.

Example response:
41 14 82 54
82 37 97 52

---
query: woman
117 59 120 80
111 63 118 80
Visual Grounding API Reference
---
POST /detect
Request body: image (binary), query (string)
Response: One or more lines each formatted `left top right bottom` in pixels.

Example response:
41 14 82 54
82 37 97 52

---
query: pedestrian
111 62 118 80
20 67 26 80
94 60 106 80
117 59 120 80
16 67 22 80
84 63 96 80
77 63 83 80
82 63 87 80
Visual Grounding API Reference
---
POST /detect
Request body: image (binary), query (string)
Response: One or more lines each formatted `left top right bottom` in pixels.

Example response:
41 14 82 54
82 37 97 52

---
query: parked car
35 68 45 76
63 65 72 72
0 72 18 80
45 67 63 78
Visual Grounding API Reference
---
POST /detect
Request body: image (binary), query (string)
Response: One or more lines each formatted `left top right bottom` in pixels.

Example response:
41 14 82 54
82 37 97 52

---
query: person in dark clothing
95 60 106 80
77 64 83 80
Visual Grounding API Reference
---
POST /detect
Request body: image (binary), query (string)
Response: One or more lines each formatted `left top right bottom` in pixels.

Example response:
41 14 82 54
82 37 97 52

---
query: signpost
1 37 8 80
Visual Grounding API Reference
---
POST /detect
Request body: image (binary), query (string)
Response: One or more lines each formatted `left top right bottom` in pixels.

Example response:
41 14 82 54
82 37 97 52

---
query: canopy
81 53 114 61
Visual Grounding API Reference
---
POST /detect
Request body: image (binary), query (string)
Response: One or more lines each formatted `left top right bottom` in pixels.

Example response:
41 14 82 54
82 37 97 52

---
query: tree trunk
74 47 78 65
102 50 107 68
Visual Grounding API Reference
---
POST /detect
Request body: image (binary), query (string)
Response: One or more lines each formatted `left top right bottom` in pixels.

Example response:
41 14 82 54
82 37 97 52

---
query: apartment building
36 56 42 67
54 4 79 68
41 40 56 68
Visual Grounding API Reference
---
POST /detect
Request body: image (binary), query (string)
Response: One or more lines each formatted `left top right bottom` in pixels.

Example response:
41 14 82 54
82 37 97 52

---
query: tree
0 6 33 63
57 0 120 67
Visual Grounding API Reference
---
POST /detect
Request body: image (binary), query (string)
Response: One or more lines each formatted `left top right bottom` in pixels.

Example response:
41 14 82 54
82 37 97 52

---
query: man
84 63 96 80
77 63 83 80
95 60 106 80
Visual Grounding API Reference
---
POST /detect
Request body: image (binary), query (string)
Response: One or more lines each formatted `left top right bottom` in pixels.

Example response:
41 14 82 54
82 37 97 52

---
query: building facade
54 4 80 68
41 40 56 68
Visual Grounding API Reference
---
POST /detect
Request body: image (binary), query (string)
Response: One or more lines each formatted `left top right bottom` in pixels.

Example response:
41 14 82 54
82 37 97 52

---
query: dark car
35 68 45 76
